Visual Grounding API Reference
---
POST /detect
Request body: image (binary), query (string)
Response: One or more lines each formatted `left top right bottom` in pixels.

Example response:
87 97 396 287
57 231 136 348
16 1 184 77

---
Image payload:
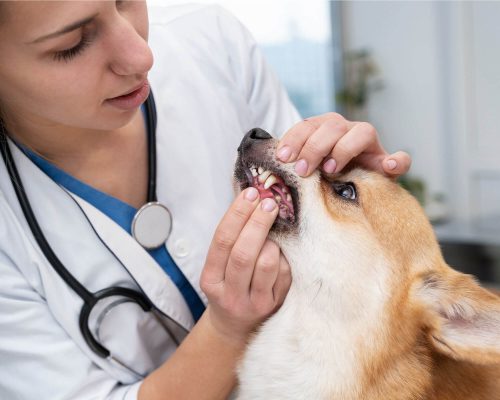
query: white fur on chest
237 296 358 399
237 241 390 400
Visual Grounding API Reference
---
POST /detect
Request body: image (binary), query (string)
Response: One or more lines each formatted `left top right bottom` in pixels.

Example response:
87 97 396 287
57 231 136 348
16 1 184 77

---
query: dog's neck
273 230 394 397
277 236 500 399
278 214 391 315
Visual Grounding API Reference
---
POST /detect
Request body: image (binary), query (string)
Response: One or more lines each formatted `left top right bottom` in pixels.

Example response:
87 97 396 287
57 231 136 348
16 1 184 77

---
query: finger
272 252 292 310
293 118 349 177
276 112 353 163
249 240 281 305
330 122 380 173
202 187 260 286
382 151 412 177
224 198 279 295
276 119 318 163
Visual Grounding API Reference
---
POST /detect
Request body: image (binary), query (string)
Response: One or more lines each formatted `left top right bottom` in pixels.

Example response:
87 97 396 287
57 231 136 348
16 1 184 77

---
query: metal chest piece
131 202 172 250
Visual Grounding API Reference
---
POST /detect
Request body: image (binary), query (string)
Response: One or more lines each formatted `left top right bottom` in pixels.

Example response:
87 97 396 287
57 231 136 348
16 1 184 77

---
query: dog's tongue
252 175 294 221
253 175 284 200
256 186 275 199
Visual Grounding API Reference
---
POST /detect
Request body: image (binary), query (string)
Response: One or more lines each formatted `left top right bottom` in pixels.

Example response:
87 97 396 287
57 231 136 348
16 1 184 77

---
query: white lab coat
0 4 300 400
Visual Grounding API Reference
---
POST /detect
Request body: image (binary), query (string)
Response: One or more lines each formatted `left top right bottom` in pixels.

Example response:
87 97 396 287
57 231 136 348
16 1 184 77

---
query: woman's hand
276 112 412 177
200 188 291 343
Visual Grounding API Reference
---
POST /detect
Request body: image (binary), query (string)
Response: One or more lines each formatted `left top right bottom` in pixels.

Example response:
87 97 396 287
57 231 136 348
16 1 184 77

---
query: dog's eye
332 182 357 201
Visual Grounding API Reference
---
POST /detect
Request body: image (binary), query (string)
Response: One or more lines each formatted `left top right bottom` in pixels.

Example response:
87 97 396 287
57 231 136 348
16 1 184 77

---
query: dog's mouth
247 164 295 223
238 162 298 226
234 128 300 230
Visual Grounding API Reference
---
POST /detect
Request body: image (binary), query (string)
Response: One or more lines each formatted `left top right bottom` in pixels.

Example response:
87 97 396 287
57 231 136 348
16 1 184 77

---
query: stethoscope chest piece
131 202 172 250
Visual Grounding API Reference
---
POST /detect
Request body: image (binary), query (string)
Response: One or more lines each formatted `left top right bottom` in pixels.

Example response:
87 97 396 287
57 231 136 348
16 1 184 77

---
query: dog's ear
415 270 500 364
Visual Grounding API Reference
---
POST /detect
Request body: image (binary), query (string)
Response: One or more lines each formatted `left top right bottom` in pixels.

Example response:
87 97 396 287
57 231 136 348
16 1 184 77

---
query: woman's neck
4 109 149 208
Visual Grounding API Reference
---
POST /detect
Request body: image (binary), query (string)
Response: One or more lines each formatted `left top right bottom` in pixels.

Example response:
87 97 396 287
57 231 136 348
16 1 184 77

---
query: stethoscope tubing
144 89 157 203
0 133 95 304
0 93 160 360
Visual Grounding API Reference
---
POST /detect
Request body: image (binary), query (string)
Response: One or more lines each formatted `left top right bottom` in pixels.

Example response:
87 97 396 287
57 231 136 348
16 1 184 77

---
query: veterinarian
0 2 411 399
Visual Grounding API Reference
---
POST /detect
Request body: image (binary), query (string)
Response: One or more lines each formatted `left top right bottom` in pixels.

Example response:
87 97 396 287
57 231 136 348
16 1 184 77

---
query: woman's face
0 1 153 132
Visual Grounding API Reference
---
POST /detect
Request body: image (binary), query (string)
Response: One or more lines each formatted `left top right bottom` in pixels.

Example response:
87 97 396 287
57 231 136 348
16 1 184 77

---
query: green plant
398 174 426 206
335 49 383 120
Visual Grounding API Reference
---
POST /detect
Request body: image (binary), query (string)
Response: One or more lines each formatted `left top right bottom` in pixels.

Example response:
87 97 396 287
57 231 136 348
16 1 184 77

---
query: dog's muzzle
234 128 299 227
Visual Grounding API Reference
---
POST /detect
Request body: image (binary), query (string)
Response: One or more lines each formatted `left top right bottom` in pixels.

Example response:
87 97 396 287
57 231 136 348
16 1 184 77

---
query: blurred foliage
336 49 384 120
398 174 426 206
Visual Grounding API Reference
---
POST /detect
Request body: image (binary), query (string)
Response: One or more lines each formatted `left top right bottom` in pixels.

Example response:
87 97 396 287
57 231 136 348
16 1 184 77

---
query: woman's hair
0 3 4 118
0 2 5 121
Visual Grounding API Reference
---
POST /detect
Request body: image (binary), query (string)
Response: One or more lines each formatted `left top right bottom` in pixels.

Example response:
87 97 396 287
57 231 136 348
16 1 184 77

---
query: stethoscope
0 93 181 379
133 91 173 249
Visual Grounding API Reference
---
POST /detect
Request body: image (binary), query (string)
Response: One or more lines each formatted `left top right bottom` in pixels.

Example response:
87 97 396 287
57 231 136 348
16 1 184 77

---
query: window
217 0 337 118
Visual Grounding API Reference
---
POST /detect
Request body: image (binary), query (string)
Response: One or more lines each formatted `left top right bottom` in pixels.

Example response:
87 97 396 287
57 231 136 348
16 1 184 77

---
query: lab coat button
174 239 189 258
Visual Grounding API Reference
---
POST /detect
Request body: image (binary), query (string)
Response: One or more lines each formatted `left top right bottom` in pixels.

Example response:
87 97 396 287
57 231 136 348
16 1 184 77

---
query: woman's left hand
276 112 411 177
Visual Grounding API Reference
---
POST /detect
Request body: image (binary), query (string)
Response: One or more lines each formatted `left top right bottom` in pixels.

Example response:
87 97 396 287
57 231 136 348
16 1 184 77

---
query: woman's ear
415 270 500 364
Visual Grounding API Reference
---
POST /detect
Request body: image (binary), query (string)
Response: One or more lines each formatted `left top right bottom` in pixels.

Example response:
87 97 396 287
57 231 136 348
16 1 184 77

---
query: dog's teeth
275 195 281 203
286 194 292 202
282 186 289 193
257 166 264 174
264 174 277 189
251 168 258 177
258 170 272 183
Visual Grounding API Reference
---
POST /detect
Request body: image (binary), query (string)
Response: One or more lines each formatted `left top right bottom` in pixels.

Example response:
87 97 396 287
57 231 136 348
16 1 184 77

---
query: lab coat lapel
9 140 194 332
71 194 194 331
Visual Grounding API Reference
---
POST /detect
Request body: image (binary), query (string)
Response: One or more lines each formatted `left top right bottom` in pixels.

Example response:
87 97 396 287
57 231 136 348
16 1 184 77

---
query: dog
233 128 500 400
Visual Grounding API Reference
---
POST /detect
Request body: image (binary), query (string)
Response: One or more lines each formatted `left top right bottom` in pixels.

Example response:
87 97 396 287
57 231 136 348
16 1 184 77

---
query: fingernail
323 158 337 174
386 159 397 170
261 198 277 212
294 159 308 176
277 145 292 162
244 187 259 201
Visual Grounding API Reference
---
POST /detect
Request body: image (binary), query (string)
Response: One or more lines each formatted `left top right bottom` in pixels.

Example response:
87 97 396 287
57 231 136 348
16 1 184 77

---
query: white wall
341 1 500 229
341 1 448 206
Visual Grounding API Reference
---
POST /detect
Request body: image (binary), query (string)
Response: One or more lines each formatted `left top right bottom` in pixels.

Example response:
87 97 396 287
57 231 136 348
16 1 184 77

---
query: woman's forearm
138 309 246 400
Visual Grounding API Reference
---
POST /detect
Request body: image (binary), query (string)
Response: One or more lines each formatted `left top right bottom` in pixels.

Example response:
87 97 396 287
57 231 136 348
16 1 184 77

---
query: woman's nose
107 22 154 77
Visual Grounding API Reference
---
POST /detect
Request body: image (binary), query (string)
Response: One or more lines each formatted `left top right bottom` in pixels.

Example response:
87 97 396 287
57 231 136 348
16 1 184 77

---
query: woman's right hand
200 187 292 343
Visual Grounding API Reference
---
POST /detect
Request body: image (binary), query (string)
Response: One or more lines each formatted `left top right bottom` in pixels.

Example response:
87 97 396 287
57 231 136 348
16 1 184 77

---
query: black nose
238 128 273 153
248 128 272 140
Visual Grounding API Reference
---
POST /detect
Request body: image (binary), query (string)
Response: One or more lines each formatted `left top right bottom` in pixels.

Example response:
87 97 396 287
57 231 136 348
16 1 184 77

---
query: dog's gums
246 164 295 222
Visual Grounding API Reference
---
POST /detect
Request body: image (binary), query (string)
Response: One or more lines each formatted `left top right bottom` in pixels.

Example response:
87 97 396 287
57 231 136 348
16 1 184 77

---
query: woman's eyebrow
28 14 97 44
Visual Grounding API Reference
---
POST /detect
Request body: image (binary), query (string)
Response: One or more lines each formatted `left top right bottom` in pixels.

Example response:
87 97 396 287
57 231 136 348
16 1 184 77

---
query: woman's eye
53 32 92 62
332 182 357 201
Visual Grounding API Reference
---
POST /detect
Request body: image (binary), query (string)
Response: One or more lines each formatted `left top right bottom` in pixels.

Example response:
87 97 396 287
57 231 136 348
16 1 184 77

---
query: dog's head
234 128 500 386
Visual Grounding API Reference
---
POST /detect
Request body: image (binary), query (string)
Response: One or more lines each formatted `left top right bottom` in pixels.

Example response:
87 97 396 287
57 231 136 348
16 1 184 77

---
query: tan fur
320 170 500 399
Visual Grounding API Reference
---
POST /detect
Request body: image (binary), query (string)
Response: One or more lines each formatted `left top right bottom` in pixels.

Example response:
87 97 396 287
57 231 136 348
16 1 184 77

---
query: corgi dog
233 128 500 400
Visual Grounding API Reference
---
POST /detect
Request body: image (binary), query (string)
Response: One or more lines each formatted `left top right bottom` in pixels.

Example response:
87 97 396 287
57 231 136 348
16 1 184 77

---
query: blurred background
156 1 500 290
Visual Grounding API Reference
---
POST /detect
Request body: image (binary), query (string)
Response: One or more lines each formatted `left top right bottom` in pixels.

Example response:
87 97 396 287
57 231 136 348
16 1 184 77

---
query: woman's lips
106 80 150 111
